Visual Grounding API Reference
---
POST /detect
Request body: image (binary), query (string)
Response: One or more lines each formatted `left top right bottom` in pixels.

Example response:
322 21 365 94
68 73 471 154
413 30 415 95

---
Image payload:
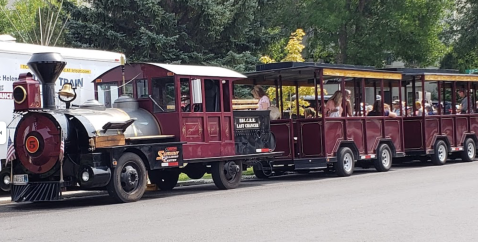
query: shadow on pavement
0 158 471 214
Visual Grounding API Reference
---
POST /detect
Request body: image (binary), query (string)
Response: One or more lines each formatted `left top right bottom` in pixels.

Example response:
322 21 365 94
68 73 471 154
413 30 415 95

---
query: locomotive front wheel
211 161 242 189
334 147 354 177
431 140 448 165
107 152 147 203
148 170 179 191
0 169 11 192
374 144 393 172
461 138 476 162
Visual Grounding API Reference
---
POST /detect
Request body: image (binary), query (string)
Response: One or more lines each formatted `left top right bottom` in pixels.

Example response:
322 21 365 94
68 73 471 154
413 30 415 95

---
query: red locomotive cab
13 73 42 111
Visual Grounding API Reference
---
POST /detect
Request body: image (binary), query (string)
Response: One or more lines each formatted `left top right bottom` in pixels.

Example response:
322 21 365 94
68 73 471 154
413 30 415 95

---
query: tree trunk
337 25 347 64
337 0 352 64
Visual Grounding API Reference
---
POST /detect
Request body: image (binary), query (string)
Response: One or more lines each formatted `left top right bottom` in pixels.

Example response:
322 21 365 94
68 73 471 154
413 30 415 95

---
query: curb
0 175 258 205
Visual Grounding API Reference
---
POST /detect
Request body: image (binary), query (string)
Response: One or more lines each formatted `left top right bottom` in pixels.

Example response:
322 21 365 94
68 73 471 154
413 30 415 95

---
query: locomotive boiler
10 53 279 203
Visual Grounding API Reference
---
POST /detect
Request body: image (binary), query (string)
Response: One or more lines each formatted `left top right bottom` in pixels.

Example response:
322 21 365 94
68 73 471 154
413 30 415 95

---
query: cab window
152 77 176 112
204 79 221 112
97 83 118 108
123 83 134 97
136 79 149 98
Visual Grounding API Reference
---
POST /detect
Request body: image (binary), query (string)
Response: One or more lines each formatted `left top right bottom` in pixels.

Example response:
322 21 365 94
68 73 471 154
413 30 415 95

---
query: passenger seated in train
324 91 342 117
392 100 405 116
304 107 316 118
251 85 270 110
415 101 427 116
425 105 435 115
344 89 353 117
269 106 280 120
457 88 473 114
367 100 397 118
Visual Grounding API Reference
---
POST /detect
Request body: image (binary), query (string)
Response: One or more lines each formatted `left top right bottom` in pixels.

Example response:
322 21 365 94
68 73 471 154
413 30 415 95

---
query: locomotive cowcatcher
10 53 278 203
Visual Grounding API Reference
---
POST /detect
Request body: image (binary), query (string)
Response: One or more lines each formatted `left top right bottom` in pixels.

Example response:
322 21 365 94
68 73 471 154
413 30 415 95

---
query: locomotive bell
58 83 75 98
58 83 77 109
27 52 67 110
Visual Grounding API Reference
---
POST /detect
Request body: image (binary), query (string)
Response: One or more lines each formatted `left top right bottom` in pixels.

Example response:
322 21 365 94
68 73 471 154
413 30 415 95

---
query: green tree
1 0 69 46
263 0 453 67
63 0 275 71
262 29 325 116
440 0 478 72
0 0 7 34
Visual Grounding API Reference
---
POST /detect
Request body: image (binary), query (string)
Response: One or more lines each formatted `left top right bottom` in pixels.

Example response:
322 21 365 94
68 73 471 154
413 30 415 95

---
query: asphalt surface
0 161 477 242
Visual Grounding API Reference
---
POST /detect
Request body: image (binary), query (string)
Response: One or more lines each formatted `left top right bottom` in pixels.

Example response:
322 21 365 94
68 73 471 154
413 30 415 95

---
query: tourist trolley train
9 53 279 203
238 62 478 177
8 54 478 203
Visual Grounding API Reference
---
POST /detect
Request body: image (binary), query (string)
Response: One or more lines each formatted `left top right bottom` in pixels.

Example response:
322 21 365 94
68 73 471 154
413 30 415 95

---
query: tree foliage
63 0 276 71
0 0 68 46
0 0 468 72
440 0 478 72
0 0 7 34
262 29 325 116
263 0 453 67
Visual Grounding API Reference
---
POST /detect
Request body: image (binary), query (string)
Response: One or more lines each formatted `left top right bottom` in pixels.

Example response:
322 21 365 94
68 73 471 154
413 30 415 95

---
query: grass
179 167 254 181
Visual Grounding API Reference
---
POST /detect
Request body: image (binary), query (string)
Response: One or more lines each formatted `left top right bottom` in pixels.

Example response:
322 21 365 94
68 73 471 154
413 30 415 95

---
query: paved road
1 161 477 242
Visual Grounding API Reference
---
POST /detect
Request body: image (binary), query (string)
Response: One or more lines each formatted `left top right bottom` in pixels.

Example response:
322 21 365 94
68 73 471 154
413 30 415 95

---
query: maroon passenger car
400 72 478 164
239 62 405 177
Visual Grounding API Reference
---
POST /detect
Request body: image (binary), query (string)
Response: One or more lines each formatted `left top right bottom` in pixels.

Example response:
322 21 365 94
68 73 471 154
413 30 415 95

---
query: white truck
0 37 125 191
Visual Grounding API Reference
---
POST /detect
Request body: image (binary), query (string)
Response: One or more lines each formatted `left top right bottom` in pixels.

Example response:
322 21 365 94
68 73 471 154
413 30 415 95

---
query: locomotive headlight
81 171 90 182
13 85 27 104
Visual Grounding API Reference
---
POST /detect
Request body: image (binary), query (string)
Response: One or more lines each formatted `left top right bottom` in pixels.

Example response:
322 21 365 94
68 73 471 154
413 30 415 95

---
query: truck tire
374 144 393 172
107 152 147 203
461 138 476 162
335 147 354 177
212 161 242 189
431 140 448 165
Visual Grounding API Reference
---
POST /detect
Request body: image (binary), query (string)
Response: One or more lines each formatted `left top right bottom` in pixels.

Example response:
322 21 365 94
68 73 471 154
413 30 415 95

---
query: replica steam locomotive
10 53 277 203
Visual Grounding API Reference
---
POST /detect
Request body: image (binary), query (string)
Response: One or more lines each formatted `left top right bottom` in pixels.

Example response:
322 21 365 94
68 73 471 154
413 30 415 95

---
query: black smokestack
27 53 66 110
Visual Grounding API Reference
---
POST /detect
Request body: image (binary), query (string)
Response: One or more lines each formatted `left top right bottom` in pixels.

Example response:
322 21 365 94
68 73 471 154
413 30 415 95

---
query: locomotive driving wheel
107 152 147 203
211 160 242 189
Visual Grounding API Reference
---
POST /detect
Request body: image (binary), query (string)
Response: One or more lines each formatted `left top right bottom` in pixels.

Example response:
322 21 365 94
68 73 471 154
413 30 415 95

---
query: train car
400 71 478 164
9 53 278 203
238 62 405 177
